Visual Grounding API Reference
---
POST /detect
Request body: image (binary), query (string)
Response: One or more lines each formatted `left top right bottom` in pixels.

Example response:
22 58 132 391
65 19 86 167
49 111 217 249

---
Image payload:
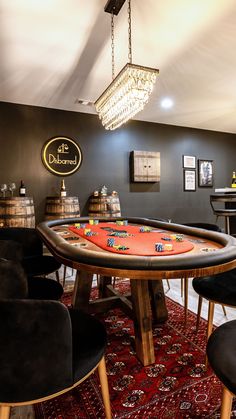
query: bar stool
210 195 236 234
207 320 236 418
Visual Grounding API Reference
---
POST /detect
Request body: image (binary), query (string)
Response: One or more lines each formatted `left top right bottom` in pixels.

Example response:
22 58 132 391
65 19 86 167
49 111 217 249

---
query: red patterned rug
34 280 223 418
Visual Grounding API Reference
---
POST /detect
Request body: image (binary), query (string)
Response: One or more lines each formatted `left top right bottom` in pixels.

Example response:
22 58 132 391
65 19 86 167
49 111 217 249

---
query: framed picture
183 155 196 169
183 169 196 191
198 159 214 187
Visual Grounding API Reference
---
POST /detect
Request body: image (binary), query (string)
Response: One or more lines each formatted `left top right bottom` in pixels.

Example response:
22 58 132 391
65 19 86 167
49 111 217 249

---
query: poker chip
155 243 164 252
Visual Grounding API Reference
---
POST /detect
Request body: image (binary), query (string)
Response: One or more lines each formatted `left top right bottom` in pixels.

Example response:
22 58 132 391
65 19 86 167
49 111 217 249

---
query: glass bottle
19 180 26 197
231 172 236 188
60 179 67 197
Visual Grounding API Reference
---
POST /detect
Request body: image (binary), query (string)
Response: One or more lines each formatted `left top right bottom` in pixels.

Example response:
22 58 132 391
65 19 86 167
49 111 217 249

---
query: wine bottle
60 179 67 197
231 171 236 188
19 180 26 197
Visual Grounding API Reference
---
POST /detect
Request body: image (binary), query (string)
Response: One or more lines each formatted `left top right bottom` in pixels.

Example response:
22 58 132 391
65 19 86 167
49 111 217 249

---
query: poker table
37 217 236 366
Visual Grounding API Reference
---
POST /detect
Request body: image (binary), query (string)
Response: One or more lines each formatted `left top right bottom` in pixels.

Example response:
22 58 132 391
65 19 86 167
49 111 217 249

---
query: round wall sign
42 136 82 176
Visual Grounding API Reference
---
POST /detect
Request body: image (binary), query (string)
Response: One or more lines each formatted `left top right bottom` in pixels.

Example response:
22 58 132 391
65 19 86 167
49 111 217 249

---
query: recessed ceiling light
160 97 174 109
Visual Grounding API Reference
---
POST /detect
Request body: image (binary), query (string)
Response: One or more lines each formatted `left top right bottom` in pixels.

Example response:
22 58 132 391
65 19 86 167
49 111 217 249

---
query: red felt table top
69 222 194 256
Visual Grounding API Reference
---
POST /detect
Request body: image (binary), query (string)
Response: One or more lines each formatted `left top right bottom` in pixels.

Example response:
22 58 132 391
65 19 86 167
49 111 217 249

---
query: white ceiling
1 0 236 133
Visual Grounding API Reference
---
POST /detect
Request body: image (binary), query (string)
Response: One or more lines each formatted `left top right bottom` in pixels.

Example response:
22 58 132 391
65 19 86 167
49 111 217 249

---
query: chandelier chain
128 0 132 63
111 11 115 79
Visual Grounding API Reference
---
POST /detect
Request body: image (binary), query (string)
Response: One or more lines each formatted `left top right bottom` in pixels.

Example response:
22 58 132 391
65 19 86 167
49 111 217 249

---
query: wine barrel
0 197 35 228
88 194 121 218
45 196 80 220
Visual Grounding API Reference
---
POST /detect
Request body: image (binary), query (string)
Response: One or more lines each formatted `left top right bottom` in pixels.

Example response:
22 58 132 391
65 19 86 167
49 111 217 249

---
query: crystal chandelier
95 0 159 131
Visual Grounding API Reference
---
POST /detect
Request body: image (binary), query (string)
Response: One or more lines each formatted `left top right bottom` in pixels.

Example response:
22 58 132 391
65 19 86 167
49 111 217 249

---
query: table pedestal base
72 272 168 366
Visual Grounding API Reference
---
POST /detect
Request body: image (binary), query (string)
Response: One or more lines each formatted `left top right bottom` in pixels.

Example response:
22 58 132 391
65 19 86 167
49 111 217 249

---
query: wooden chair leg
95 274 100 287
112 277 116 288
165 279 170 291
62 265 67 287
225 216 230 235
205 301 215 367
220 386 233 419
196 295 203 332
181 277 184 297
207 301 215 340
221 304 227 316
0 406 11 419
184 277 188 324
55 270 60 283
97 356 112 419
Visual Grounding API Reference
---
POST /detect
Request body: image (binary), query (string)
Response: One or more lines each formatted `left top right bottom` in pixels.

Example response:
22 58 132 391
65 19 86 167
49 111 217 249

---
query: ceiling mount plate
104 0 126 15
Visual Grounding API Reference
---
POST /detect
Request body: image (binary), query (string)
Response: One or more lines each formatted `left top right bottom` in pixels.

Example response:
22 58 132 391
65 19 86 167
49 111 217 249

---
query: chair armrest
0 300 73 403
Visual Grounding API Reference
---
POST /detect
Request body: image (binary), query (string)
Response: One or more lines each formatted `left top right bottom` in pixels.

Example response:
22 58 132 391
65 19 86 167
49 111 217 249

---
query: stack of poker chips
155 243 173 252
165 243 173 251
116 220 128 226
140 226 152 233
107 238 115 247
169 234 184 242
113 245 129 251
110 232 128 237
89 219 99 225
155 243 164 252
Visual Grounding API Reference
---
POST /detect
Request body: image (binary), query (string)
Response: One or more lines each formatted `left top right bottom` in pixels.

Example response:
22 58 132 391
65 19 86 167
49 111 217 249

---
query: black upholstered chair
0 227 61 281
0 259 111 419
181 223 222 323
183 222 222 232
192 269 236 341
0 239 63 301
207 320 236 418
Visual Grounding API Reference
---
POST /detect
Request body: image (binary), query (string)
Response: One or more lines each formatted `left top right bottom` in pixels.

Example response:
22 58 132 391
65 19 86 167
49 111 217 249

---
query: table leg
71 270 93 310
148 280 168 323
98 275 112 298
130 279 155 366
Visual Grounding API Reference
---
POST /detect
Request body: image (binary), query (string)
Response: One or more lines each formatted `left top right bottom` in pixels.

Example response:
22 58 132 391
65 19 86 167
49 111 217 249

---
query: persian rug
34 280 224 419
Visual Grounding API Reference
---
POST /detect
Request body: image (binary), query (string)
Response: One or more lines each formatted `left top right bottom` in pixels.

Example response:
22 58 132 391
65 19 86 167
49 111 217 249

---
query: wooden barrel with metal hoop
88 194 121 218
0 196 35 228
45 196 80 220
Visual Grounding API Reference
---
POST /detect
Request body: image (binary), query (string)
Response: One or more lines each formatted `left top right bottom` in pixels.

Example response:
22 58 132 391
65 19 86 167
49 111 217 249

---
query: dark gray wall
1 101 236 227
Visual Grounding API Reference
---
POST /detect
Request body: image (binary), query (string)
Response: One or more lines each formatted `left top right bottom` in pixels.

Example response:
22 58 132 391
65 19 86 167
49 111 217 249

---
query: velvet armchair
0 239 63 300
0 258 111 419
0 227 61 280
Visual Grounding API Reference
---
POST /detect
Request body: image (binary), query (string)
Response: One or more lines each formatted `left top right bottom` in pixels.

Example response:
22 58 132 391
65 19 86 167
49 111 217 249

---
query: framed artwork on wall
182 155 196 169
183 169 196 191
198 159 214 187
